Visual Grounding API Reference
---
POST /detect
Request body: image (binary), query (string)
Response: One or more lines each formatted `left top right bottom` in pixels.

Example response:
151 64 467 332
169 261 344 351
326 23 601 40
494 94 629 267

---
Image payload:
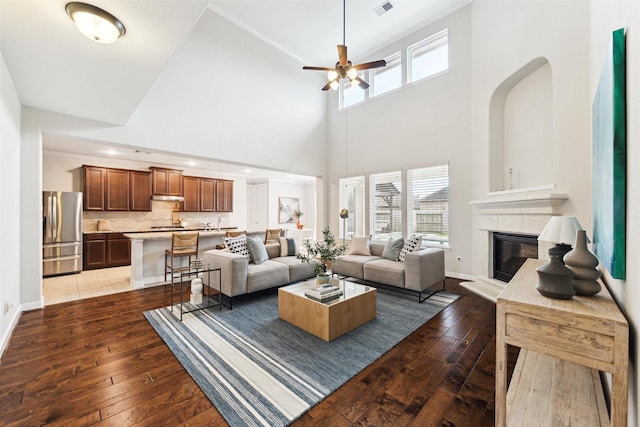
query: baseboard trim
0 308 21 363
446 271 475 281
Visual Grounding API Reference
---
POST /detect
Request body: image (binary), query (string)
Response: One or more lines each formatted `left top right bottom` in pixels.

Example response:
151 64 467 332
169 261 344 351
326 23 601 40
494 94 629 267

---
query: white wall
326 5 473 277
0 51 22 354
267 179 317 236
590 2 640 424
470 0 591 278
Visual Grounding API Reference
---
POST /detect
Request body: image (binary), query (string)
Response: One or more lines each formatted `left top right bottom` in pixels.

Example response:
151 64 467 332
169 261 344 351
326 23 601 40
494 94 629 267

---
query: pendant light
66 2 126 44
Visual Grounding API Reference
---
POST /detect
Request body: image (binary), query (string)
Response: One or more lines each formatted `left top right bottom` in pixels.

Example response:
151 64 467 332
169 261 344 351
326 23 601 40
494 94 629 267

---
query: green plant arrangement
293 208 303 218
297 226 347 276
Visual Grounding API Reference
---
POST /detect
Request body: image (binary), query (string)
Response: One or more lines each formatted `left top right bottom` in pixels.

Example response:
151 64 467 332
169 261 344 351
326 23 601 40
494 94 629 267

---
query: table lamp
535 216 584 299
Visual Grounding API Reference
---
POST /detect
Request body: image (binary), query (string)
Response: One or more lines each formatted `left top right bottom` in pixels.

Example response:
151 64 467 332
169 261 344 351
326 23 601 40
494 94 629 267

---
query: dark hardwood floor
0 278 517 426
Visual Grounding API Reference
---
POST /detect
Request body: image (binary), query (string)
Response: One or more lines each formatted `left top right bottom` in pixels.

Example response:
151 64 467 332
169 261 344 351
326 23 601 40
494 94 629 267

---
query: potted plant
298 227 347 283
293 208 304 229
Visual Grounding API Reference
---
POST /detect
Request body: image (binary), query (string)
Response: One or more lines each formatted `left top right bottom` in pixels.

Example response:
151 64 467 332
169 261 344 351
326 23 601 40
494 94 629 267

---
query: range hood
151 194 184 202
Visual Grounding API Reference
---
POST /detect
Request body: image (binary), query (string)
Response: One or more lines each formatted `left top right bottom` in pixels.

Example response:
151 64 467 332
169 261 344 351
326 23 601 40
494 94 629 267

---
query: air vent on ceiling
374 1 394 16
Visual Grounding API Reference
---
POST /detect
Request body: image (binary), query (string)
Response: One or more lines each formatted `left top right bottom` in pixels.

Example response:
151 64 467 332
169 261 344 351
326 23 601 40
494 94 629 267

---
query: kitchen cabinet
83 233 107 270
84 233 131 270
182 176 201 212
200 178 215 212
83 166 106 211
105 168 130 211
150 167 183 196
129 170 152 211
215 179 233 212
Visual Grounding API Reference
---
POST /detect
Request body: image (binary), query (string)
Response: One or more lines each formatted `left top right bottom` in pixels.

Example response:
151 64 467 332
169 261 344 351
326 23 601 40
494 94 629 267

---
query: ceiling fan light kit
65 2 126 44
303 0 386 91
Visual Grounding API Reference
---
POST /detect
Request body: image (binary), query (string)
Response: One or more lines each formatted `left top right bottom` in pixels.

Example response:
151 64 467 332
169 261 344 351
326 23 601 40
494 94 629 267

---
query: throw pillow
399 234 422 262
381 237 404 261
278 237 298 257
246 236 269 265
223 234 250 257
349 236 371 256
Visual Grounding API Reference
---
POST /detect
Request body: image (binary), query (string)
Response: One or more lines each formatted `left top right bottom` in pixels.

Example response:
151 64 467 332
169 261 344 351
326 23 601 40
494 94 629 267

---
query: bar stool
165 232 199 283
264 228 282 244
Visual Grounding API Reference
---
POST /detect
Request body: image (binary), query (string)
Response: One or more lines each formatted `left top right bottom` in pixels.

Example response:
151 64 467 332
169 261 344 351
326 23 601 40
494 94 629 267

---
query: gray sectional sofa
203 242 317 307
332 241 445 302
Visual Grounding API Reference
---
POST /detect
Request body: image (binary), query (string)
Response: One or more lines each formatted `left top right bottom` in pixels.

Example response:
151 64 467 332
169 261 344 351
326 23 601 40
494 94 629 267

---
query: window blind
407 164 449 247
369 170 402 242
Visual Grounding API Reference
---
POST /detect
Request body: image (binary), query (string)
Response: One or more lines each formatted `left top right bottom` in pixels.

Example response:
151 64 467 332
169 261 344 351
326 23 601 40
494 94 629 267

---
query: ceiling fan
303 0 387 91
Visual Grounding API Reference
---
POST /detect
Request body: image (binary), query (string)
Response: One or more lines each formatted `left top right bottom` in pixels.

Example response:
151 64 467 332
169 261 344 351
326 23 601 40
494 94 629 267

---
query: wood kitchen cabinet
182 176 201 212
105 168 130 211
150 167 183 196
215 179 233 212
129 170 152 211
84 233 131 270
83 166 106 211
200 178 216 212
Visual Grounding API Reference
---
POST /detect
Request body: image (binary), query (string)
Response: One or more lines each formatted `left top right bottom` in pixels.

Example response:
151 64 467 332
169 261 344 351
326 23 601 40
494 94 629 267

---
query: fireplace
493 232 538 282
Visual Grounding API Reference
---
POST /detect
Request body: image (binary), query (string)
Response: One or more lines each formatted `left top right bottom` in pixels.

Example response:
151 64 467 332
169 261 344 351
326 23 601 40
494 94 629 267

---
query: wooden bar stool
264 228 282 244
165 232 199 283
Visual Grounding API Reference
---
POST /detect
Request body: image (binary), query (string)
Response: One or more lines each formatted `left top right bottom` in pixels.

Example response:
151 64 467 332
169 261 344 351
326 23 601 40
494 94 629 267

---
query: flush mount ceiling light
65 2 126 44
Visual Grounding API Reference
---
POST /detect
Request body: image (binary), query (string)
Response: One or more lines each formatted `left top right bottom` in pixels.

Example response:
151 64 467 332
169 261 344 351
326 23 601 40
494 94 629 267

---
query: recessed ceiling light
65 2 126 44
186 160 196 167
244 169 252 174
102 149 120 156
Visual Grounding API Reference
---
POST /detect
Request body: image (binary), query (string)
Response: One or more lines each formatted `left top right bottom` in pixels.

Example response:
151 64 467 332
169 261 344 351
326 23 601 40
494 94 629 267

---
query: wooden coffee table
278 278 376 341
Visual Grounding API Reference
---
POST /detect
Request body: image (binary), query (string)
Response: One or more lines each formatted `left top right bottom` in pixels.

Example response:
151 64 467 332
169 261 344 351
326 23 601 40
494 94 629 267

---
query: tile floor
43 266 132 305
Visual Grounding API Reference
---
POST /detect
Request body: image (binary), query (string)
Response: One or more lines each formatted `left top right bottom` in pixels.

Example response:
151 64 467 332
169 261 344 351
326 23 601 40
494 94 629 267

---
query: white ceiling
1 0 468 181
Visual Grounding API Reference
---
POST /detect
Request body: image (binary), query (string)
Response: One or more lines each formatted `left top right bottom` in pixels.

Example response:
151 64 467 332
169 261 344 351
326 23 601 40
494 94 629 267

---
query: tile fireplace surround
466 188 569 301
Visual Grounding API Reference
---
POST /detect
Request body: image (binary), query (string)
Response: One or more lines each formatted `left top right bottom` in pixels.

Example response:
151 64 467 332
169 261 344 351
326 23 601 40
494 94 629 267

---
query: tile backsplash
83 201 230 232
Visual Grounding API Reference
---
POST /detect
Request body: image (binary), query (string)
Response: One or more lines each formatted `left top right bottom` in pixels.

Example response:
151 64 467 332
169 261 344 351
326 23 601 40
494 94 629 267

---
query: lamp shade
538 216 585 245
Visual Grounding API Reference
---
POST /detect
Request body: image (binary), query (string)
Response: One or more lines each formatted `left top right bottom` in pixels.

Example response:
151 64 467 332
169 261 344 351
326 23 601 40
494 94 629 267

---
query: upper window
408 29 449 84
406 164 449 248
372 52 401 97
369 171 403 242
338 176 366 240
340 72 366 109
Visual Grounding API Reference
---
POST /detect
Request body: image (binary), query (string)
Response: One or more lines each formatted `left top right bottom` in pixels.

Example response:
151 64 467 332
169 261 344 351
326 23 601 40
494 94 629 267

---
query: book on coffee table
305 289 343 302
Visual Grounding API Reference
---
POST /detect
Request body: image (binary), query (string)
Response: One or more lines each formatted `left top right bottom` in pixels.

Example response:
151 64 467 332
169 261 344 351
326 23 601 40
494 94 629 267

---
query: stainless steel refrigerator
43 191 83 277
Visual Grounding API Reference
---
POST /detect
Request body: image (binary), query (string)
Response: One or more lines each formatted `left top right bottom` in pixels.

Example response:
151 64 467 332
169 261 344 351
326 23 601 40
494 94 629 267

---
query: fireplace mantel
469 191 568 215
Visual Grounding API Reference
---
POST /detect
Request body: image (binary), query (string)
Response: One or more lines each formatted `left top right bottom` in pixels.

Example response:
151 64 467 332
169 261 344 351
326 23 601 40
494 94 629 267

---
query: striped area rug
144 288 458 426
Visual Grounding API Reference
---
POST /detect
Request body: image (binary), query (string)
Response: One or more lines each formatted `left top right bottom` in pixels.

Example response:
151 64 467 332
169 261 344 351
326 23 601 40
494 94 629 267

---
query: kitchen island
124 229 264 288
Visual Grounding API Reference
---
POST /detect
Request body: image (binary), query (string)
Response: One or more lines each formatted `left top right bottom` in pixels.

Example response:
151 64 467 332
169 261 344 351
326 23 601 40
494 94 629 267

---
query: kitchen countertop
123 228 264 240
84 226 239 235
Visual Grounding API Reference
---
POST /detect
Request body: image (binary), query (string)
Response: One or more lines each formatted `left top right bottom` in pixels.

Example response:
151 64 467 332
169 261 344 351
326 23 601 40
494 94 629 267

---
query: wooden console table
496 258 628 427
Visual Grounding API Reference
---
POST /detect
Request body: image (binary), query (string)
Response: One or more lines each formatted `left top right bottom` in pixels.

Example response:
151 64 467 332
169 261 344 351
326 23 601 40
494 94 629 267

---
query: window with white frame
338 176 365 241
369 171 402 242
407 164 449 248
408 29 449 84
340 72 366 109
372 52 401 97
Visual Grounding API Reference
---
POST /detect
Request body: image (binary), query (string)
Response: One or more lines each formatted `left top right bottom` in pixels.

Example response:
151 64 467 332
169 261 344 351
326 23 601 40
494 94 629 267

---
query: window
407 164 449 248
372 52 401 97
408 29 448 84
338 176 365 240
369 171 402 242
340 72 365 109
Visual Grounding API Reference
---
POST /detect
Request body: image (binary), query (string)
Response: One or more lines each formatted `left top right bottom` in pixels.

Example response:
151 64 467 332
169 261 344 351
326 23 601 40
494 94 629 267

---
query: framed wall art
279 197 299 224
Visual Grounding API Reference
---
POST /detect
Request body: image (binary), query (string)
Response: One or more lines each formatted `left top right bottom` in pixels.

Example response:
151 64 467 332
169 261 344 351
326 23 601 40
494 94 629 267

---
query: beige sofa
203 243 317 308
332 241 445 302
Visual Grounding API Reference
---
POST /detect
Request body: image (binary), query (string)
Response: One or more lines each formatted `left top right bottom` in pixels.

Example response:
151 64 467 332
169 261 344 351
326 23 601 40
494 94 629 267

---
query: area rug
144 288 458 427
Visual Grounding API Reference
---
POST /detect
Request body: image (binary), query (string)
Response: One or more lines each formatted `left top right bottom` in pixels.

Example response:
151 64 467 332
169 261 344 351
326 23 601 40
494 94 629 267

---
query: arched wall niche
489 57 554 192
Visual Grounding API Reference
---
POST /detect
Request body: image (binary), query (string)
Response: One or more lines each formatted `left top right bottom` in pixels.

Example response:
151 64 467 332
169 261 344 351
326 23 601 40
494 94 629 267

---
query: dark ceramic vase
536 254 575 299
563 230 601 296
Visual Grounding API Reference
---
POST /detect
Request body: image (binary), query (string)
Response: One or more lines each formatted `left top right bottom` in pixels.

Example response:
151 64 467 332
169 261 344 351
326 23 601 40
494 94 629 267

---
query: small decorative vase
316 273 330 284
563 230 601 296
536 254 575 299
296 218 303 229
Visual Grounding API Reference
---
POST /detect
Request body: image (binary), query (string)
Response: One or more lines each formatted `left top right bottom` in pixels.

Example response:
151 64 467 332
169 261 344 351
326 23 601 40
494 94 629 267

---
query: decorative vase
296 218 303 229
563 230 601 296
536 254 575 299
316 273 330 284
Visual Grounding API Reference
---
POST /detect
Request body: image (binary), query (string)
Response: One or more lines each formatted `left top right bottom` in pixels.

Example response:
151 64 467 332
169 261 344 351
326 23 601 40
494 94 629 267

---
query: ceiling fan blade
337 45 348 66
354 77 369 89
353 60 387 71
303 66 335 71
322 81 333 91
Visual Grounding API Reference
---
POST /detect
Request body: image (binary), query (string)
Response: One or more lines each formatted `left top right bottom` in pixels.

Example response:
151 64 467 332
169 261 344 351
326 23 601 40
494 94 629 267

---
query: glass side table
170 262 222 321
